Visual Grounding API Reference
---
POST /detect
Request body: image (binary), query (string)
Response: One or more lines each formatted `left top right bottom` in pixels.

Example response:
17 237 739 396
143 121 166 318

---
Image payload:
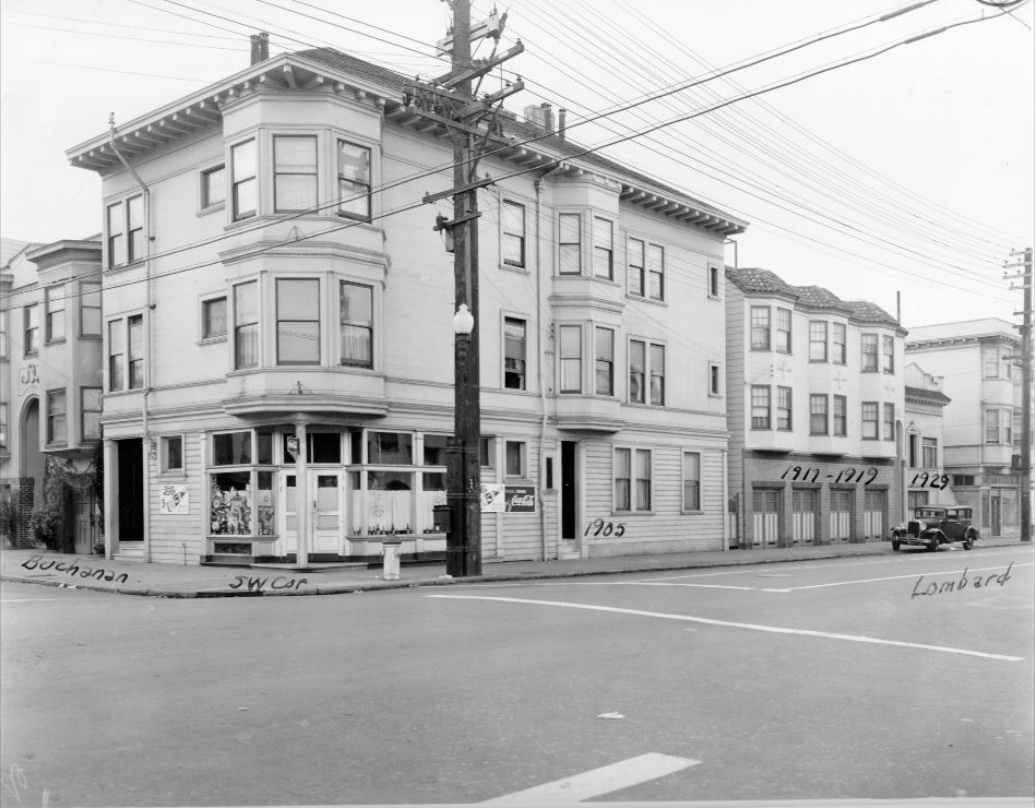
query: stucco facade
725 268 906 548
66 46 747 565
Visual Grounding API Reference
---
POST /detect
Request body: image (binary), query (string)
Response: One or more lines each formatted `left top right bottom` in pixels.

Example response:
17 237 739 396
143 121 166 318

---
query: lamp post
447 303 482 577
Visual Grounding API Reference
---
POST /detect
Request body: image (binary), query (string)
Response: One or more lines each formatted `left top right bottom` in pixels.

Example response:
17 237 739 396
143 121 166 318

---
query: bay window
231 139 257 221
276 278 320 365
234 281 259 370
81 387 102 441
559 325 582 393
45 284 66 343
337 140 371 220
595 326 614 396
559 213 581 274
46 389 67 444
274 135 318 213
594 217 613 279
340 281 373 368
862 402 879 439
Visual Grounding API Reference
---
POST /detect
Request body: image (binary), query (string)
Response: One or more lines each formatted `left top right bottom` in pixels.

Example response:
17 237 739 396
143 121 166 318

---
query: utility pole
1004 247 1032 542
408 1 523 576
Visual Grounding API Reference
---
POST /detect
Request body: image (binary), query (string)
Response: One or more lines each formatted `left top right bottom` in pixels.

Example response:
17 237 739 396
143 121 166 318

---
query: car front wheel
892 539 901 552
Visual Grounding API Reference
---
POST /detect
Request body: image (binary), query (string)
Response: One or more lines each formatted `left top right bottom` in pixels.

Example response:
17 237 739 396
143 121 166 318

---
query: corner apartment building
906 319 1029 537
0 237 104 552
725 268 906 548
65 43 747 566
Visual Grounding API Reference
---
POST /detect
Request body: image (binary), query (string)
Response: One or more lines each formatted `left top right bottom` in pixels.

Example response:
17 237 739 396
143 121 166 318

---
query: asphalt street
1 544 1031 807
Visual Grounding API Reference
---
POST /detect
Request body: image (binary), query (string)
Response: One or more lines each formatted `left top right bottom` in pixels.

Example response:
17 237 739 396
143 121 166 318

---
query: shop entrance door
282 471 344 557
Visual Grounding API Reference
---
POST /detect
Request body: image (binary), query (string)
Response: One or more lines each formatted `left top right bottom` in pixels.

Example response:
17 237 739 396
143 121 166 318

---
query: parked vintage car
890 506 978 551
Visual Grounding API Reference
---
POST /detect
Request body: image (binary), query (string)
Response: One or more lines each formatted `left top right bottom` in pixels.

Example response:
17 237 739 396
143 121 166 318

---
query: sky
1 0 1032 330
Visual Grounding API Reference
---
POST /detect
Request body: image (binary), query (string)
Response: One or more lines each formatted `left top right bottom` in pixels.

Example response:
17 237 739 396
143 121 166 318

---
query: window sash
46 284 66 342
593 217 613 279
750 306 770 350
634 449 652 511
751 385 771 429
922 438 938 467
340 282 373 368
809 321 827 361
627 238 645 296
683 452 701 511
47 389 67 444
81 282 102 337
833 395 847 436
629 340 645 404
646 244 664 300
595 327 614 396
882 335 895 373
234 281 259 370
202 165 226 208
985 409 1000 444
883 403 896 440
127 195 144 262
559 325 582 393
24 305 40 355
810 394 828 435
128 315 144 389
337 140 371 220
709 363 721 396
274 135 318 213
558 214 581 274
502 201 525 267
777 386 792 431
775 308 791 353
81 387 102 440
203 297 228 340
650 344 665 405
276 278 320 365
709 265 720 298
862 402 879 439
861 334 878 371
505 441 525 477
108 319 124 391
504 317 526 390
231 139 257 220
106 201 124 267
832 323 847 364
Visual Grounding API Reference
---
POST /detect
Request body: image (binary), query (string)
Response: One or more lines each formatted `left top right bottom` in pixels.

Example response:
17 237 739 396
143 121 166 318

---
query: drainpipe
109 114 154 561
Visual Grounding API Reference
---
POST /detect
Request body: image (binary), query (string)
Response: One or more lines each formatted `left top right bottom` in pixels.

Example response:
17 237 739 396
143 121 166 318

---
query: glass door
282 471 345 556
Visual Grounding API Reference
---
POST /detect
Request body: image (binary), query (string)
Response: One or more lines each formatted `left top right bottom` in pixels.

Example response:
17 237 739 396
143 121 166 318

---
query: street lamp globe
454 303 474 336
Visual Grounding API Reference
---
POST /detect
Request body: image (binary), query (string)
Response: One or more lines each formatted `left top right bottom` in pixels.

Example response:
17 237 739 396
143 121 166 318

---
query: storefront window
419 472 446 534
213 431 251 465
256 471 275 536
367 431 412 465
210 472 252 535
366 471 413 534
423 434 449 466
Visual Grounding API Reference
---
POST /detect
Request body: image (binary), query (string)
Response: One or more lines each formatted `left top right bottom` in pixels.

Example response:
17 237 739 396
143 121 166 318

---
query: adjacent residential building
906 319 1029 537
725 268 906 548
65 42 747 565
0 236 104 552
902 362 952 513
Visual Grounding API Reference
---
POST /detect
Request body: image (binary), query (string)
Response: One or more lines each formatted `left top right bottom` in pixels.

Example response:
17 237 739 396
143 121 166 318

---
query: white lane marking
482 752 699 804
618 582 758 590
760 562 1032 593
429 595 1024 662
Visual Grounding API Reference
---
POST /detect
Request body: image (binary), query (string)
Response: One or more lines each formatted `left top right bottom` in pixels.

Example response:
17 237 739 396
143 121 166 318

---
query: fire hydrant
381 536 402 581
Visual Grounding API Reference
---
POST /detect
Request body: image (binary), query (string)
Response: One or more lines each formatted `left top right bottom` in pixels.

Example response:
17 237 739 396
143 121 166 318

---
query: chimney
250 32 270 65
523 103 554 134
558 108 567 141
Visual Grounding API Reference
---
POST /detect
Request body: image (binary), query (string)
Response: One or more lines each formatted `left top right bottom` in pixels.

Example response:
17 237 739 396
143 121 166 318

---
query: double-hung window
628 339 665 406
202 296 228 340
683 451 701 511
559 325 582 393
646 244 664 300
862 402 879 439
23 305 39 356
833 395 847 436
708 265 720 298
777 386 792 431
45 284 66 343
81 282 102 337
922 438 938 467
201 165 226 209
595 326 614 396
775 308 791 353
615 447 651 512
883 403 896 440
809 321 827 361
861 334 878 372
231 139 257 221
593 217 613 280
234 281 259 370
81 387 102 441
559 213 581 274
628 238 645 296
832 322 847 364
338 140 371 220
751 385 771 429
108 315 144 391
882 335 895 373
276 278 320 365
504 317 527 390
340 282 373 368
274 135 318 213
108 320 124 390
810 394 828 435
750 306 770 350
505 441 526 478
47 389 67 444
128 315 144 389
502 201 525 267
985 409 1001 444
106 195 143 267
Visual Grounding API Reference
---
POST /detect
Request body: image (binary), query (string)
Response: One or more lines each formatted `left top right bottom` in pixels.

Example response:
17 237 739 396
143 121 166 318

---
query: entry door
561 441 578 540
73 490 99 555
864 489 886 540
752 488 781 548
990 494 1002 536
791 489 817 545
283 471 344 556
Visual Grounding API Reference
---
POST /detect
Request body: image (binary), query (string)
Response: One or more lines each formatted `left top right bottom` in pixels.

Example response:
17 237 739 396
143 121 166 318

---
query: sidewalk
1 537 1027 599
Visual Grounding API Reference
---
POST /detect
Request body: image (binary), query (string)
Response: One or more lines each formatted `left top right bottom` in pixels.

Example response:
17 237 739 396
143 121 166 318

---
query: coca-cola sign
504 486 536 513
